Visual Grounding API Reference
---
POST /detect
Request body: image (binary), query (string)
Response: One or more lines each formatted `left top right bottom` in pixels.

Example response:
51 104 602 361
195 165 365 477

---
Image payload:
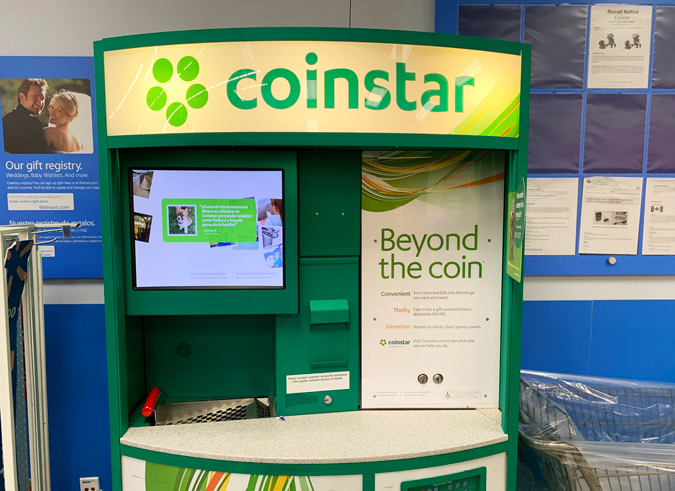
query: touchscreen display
130 169 284 289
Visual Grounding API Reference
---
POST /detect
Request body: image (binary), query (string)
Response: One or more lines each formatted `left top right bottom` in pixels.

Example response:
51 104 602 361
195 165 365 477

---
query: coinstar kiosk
95 28 530 491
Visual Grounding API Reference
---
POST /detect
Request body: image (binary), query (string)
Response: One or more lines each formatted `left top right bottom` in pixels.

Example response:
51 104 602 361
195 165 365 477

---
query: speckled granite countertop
121 409 507 464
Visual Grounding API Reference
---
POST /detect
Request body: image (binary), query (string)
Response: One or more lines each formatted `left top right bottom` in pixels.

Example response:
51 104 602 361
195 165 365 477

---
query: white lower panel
121 456 145 491
375 452 506 491
121 455 362 490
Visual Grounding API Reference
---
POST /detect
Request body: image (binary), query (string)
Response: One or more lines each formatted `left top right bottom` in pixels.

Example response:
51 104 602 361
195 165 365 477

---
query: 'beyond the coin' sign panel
103 40 521 137
361 150 505 409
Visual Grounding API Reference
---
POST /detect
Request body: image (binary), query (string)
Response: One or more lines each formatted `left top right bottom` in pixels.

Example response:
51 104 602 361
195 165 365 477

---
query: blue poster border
0 56 102 278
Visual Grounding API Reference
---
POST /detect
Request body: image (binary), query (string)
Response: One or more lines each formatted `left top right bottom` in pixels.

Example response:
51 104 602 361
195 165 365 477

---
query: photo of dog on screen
167 205 196 235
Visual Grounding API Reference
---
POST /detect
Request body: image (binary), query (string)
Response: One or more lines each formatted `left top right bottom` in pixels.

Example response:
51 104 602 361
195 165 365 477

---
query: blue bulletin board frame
436 0 675 275
0 56 102 278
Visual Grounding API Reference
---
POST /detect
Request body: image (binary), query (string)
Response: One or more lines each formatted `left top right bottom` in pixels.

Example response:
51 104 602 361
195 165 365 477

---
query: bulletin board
436 0 675 275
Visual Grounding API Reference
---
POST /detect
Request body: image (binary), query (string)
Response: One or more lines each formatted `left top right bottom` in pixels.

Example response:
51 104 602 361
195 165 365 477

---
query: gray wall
3 0 434 305
0 0 435 56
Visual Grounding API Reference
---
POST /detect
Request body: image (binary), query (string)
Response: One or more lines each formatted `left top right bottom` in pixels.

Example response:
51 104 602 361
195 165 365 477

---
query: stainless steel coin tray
155 397 271 426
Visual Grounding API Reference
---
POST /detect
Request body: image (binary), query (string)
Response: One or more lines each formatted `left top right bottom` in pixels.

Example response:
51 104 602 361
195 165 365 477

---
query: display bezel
119 148 298 316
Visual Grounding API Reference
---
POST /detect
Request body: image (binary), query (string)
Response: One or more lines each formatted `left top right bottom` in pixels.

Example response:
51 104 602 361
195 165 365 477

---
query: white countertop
121 409 506 464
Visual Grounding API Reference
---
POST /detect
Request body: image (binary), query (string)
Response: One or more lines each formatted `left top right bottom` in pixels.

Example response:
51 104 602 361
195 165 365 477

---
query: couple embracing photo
1 77 93 154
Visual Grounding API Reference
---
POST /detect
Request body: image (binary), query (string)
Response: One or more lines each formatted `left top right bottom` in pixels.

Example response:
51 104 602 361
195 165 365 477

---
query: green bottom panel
376 453 506 491
401 467 485 491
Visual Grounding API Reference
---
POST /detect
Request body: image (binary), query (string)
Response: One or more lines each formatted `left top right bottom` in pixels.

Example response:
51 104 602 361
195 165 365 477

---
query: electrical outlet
80 477 100 491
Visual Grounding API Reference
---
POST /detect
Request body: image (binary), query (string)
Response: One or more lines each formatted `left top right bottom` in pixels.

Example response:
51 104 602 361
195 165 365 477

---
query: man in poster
2 78 51 153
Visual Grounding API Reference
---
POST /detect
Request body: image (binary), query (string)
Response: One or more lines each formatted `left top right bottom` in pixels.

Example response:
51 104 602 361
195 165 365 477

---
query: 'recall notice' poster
361 150 505 409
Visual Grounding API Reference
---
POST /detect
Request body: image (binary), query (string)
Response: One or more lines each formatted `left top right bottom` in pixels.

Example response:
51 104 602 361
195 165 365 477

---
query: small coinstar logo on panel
146 56 209 127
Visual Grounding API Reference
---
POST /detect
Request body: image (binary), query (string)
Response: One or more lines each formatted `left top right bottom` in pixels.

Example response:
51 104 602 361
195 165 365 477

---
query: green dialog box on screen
161 198 257 243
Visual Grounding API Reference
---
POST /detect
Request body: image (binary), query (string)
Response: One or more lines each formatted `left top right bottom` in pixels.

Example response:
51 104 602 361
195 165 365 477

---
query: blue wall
45 304 111 491
435 0 675 384
41 296 675 489
522 299 675 382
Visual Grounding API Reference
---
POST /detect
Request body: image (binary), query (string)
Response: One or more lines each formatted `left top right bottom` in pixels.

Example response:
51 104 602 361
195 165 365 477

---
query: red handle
142 387 161 417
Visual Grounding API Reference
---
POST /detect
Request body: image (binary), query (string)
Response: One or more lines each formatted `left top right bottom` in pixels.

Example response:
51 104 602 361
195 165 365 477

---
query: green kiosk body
95 28 530 491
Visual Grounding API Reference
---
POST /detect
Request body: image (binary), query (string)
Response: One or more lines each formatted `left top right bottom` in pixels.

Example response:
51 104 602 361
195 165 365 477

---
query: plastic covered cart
518 370 675 490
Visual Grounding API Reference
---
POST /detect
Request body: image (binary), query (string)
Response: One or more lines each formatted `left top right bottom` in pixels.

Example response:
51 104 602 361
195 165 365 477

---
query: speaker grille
175 342 192 358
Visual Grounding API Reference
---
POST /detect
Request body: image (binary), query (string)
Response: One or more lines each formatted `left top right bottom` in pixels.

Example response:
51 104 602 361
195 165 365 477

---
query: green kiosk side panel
299 150 362 257
124 315 147 415
275 257 360 416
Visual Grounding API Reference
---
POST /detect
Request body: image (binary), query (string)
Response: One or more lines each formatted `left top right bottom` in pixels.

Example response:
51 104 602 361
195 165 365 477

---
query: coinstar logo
145 52 477 122
380 339 411 346
146 56 209 127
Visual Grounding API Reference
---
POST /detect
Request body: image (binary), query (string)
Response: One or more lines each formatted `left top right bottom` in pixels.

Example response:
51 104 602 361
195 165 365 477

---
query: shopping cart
518 370 675 490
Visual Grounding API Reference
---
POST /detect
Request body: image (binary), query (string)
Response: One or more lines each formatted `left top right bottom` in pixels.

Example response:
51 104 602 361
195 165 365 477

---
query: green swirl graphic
362 150 506 213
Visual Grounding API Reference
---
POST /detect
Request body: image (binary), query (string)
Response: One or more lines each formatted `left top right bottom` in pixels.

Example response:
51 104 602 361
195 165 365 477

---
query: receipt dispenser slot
309 299 349 368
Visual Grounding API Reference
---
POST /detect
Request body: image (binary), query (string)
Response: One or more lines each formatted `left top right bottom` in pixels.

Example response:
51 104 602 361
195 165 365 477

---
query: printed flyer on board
361 150 504 409
0 57 101 278
642 178 675 255
579 176 643 254
525 177 579 256
588 5 653 88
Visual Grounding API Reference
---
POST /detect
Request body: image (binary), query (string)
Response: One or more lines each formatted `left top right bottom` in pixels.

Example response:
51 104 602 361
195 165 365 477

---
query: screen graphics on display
129 168 284 289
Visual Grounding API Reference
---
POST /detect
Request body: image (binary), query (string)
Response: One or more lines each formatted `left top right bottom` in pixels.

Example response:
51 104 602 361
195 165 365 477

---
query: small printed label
286 371 349 395
39 246 55 257
7 193 74 211
445 390 481 399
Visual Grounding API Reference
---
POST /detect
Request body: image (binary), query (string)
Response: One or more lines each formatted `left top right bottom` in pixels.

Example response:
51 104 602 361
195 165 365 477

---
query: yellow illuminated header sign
104 40 522 137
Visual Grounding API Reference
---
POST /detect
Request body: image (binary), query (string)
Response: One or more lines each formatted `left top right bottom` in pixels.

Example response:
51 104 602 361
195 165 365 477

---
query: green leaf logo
380 339 387 346
146 56 209 127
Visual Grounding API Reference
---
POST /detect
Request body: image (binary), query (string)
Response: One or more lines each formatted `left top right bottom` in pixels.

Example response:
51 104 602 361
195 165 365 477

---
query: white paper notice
286 371 350 395
642 178 675 255
588 5 653 88
579 176 643 254
525 178 579 256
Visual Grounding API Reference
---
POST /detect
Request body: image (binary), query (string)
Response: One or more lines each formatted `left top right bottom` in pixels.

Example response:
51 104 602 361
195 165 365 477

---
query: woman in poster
43 89 84 153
